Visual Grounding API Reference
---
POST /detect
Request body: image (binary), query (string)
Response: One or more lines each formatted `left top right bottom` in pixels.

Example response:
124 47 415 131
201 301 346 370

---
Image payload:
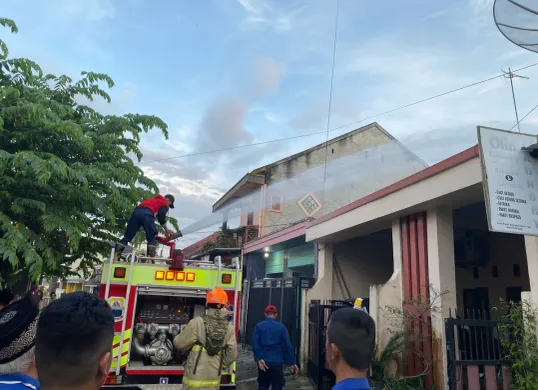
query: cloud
252 55 286 95
195 99 253 152
194 55 286 159
290 96 361 132
236 0 307 32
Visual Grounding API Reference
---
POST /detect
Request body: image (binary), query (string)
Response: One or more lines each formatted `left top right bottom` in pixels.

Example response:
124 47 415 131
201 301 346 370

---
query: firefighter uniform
173 288 237 390
116 194 175 258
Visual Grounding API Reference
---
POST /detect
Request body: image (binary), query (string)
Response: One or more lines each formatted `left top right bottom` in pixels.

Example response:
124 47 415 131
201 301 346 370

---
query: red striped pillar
401 212 433 388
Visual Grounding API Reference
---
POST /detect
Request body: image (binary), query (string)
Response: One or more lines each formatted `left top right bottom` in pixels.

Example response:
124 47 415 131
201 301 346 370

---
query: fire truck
99 236 241 390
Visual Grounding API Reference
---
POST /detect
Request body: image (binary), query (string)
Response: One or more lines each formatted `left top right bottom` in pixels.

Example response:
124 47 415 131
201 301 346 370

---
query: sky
2 0 538 247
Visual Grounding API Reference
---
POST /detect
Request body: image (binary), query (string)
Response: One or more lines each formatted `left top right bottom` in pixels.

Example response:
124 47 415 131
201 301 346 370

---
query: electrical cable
140 62 538 164
322 0 340 187
510 102 538 130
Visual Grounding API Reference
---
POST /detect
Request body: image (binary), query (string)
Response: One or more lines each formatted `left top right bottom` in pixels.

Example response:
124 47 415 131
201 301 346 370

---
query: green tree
0 18 174 285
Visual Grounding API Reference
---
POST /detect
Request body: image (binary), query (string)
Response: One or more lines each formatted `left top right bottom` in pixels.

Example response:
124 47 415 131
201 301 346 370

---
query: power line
140 61 538 164
322 0 340 187
510 102 538 131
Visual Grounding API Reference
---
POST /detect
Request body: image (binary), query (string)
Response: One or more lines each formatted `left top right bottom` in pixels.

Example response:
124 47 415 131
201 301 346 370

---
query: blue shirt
0 373 40 390
252 318 295 365
332 378 370 390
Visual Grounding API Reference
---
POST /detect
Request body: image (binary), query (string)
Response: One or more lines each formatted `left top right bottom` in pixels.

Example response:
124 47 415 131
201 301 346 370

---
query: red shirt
139 195 169 214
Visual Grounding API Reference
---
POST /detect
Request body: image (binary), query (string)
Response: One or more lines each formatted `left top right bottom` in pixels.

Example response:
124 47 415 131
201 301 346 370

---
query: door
463 287 490 319
506 286 522 304
462 288 491 360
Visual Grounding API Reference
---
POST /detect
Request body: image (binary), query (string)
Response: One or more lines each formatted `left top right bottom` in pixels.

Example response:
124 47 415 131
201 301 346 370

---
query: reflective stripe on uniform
230 361 236 384
191 345 221 355
182 377 220 387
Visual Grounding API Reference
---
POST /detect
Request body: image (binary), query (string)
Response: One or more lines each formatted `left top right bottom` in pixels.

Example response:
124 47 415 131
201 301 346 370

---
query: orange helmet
206 287 229 305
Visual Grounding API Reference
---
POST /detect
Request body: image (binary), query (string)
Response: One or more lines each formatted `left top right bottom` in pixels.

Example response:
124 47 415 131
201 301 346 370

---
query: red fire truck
99 237 241 390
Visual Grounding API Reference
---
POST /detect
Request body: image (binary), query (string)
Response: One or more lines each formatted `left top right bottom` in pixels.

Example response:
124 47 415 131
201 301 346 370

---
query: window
269 195 283 213
298 193 322 217
513 264 521 277
246 212 254 225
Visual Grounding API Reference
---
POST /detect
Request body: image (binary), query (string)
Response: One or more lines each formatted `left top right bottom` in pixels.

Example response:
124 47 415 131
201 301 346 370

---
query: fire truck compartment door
137 286 208 298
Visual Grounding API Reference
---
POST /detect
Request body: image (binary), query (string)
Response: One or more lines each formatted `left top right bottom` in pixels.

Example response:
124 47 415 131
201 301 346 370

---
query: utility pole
503 68 529 133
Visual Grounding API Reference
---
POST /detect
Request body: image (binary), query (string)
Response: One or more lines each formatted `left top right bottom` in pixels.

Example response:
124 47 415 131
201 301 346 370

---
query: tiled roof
182 232 220 258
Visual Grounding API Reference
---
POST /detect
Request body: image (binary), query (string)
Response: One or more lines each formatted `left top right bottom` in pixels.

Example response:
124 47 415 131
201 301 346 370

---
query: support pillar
401 212 432 387
308 243 334 301
427 207 457 390
524 236 538 305
301 243 334 374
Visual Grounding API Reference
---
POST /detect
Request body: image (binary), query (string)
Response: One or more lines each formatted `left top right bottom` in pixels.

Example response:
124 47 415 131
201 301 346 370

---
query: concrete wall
263 126 426 235
455 232 530 310
332 232 394 300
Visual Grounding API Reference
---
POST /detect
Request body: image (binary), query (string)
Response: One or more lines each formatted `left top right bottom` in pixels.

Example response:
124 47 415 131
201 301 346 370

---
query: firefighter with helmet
174 287 238 390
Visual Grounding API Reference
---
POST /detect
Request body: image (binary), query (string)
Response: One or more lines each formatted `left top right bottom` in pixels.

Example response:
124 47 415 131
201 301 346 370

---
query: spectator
35 291 114 390
326 308 375 390
0 295 40 390
0 289 14 310
252 305 298 390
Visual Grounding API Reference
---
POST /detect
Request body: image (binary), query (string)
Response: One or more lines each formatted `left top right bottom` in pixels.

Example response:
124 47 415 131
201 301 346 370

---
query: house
302 128 537 389
214 122 427 280
201 122 428 354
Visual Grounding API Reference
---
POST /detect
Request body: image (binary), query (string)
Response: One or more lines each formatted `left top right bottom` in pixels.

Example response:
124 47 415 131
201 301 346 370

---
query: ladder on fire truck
103 243 242 384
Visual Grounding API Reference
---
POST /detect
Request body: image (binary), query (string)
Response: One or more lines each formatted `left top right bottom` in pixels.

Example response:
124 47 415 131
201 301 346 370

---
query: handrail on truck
116 252 136 375
230 256 241 385
104 244 115 301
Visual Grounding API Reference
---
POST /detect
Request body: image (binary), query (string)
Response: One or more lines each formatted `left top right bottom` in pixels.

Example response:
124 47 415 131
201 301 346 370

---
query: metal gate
445 315 513 390
307 300 352 390
242 277 314 361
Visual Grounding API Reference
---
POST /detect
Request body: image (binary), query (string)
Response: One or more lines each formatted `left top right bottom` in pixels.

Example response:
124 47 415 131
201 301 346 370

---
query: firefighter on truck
115 194 181 258
174 287 238 390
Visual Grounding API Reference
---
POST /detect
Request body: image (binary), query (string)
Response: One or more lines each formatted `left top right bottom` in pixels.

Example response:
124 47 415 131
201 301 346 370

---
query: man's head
325 308 375 375
164 194 175 209
264 305 278 319
0 296 39 376
0 288 14 309
50 292 56 300
36 291 114 390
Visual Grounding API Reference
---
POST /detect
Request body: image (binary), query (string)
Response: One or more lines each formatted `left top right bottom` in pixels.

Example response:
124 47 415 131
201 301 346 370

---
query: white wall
332 232 394 300
264 126 425 235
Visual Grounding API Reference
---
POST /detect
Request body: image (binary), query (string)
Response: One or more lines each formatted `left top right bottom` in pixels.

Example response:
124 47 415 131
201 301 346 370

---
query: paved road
236 345 314 390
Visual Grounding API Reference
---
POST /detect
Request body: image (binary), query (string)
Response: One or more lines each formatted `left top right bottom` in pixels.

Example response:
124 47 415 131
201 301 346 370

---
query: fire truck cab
99 243 241 390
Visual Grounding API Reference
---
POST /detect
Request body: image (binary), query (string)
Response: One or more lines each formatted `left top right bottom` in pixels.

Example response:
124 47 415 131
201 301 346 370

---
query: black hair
327 308 375 371
36 291 114 387
0 288 13 306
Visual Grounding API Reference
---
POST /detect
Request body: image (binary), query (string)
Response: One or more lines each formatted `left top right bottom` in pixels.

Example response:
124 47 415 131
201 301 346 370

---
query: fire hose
155 231 184 271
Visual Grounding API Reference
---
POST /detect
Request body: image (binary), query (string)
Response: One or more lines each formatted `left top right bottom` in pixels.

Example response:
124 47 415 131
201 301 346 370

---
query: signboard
478 126 538 236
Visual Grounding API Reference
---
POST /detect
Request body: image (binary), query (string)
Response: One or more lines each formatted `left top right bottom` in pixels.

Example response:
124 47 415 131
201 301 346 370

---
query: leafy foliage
372 285 447 390
200 227 239 254
0 18 173 284
495 299 538 390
